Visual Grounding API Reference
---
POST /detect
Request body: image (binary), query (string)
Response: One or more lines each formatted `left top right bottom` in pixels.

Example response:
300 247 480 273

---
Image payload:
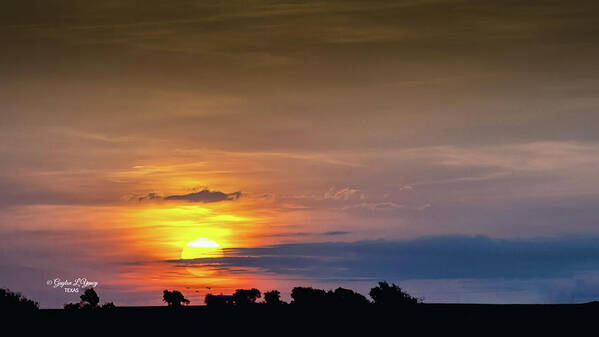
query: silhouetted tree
101 302 116 310
291 287 329 306
369 281 418 306
329 287 370 307
0 288 39 313
80 288 100 308
63 302 81 311
264 290 285 305
205 294 233 307
232 288 261 306
64 288 114 310
291 286 370 307
163 290 190 307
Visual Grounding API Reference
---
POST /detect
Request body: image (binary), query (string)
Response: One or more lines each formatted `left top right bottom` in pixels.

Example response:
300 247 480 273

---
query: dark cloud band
170 235 599 280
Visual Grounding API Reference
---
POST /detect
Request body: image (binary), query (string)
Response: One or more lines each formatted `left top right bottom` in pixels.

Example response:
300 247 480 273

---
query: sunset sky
2 0 599 308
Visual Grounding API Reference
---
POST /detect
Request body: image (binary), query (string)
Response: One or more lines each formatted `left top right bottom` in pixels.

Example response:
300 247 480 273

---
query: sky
1 0 599 308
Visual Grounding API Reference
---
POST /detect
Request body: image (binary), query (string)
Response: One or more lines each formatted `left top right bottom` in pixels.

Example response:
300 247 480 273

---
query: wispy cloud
324 187 362 201
342 202 404 211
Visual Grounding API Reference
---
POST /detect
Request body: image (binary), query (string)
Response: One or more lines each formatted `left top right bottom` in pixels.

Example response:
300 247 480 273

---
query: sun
180 238 224 277
186 238 220 248
181 238 223 260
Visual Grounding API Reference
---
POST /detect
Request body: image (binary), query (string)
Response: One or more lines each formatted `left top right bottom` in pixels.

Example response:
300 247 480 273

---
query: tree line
166 282 419 308
0 281 418 312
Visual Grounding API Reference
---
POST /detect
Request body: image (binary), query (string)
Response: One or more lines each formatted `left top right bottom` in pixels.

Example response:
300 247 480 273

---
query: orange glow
108 196 284 298
6 172 316 306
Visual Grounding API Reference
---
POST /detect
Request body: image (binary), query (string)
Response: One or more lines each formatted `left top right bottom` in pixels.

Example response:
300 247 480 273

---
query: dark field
14 303 598 336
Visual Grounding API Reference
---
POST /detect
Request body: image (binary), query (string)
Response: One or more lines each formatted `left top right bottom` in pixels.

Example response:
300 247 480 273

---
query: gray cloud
322 231 351 236
163 189 241 203
171 235 599 280
137 192 161 202
262 231 352 238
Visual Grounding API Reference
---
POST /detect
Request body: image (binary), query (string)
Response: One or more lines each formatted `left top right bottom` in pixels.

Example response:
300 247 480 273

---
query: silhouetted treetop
232 288 261 306
64 288 115 310
205 294 233 306
369 281 418 306
330 287 370 306
63 302 81 311
264 290 285 305
290 287 370 307
101 302 116 309
163 290 190 307
291 287 329 306
80 288 100 308
0 288 39 312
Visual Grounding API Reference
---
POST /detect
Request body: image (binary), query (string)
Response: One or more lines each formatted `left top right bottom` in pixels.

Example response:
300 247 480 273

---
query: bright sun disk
186 238 220 248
